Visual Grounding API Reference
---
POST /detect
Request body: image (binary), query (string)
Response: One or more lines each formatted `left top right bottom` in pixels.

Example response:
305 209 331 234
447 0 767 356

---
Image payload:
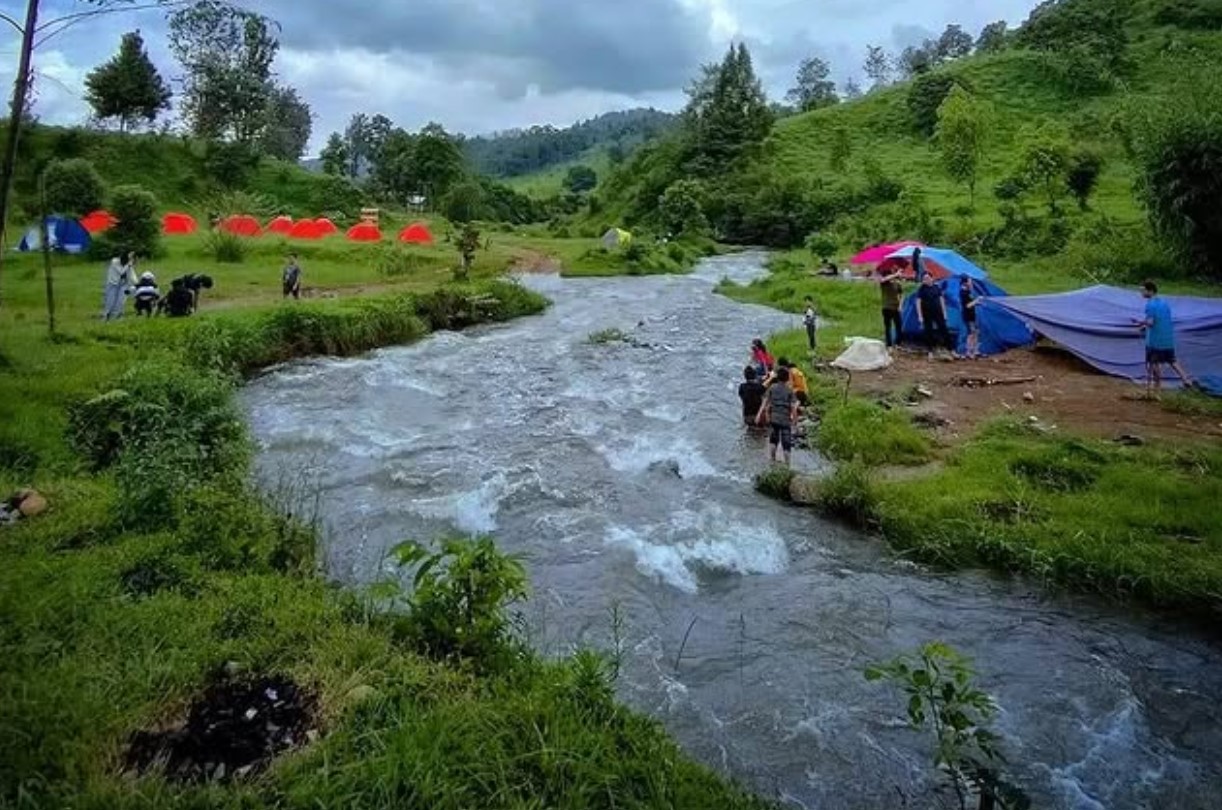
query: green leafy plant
866 642 1029 810
108 184 161 257
754 466 796 500
388 537 529 667
42 158 106 216
587 328 630 345
205 229 247 263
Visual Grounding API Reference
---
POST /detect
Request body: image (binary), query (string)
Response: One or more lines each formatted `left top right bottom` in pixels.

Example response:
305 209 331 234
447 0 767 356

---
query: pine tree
84 30 171 132
684 44 772 174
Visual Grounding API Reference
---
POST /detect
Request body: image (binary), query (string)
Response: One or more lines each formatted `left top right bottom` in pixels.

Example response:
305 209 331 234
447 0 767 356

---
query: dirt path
831 345 1222 445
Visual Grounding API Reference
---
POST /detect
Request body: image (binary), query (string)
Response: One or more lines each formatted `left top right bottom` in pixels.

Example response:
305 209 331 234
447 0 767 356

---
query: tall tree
843 77 864 100
258 85 311 161
864 45 893 89
786 56 839 112
684 44 772 173
168 0 279 143
976 21 1009 54
84 30 171 132
344 113 370 177
898 43 937 78
935 24 974 61
935 85 988 208
563 165 597 194
411 123 466 201
320 132 348 175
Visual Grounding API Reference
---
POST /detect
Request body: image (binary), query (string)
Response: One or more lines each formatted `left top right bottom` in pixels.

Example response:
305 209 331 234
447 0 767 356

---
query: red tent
398 222 434 245
267 215 294 235
314 217 338 236
346 222 382 242
162 212 197 235
221 214 262 237
288 219 323 239
80 209 117 234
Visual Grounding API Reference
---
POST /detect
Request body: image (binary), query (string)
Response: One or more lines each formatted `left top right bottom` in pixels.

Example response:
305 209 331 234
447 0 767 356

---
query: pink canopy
850 241 924 265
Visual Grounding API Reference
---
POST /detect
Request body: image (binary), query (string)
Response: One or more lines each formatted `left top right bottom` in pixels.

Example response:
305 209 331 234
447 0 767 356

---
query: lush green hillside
8 125 366 224
503 148 613 198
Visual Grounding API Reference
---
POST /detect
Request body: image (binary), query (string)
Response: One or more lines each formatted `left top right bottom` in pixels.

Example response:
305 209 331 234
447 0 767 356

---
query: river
242 253 1222 809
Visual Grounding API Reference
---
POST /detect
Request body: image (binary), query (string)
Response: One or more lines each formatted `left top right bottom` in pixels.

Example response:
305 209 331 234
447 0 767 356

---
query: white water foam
605 514 789 593
410 471 509 534
598 435 718 479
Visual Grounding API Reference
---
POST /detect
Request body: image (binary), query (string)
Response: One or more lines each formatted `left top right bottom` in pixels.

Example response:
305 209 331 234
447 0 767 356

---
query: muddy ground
833 345 1222 446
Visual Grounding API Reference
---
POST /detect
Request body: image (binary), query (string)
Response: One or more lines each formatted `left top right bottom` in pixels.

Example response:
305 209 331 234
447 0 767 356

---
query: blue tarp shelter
984 286 1222 395
16 216 91 254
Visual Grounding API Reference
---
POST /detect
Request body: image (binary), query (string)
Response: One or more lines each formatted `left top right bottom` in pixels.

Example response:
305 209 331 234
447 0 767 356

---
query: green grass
873 423 1222 610
503 148 613 199
0 235 769 808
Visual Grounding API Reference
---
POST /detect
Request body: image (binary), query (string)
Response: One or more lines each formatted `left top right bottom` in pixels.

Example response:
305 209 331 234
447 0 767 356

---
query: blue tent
884 245 991 281
901 276 1035 356
17 216 91 254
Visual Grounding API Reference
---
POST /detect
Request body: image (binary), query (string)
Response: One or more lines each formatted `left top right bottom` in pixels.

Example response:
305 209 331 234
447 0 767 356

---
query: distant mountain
464 108 678 179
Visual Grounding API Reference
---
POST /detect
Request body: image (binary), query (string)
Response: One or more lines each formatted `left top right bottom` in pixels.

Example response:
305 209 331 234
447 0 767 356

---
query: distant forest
464 108 678 178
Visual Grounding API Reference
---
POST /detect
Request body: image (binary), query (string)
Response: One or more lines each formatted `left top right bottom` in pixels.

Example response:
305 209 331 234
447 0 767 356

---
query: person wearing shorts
756 367 798 466
1138 280 1193 396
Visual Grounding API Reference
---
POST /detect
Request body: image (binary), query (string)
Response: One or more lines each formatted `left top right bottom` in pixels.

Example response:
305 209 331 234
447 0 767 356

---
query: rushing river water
244 254 1222 809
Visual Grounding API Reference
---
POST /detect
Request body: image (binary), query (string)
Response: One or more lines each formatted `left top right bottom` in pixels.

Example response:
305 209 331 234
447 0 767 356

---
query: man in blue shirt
1138 281 1194 396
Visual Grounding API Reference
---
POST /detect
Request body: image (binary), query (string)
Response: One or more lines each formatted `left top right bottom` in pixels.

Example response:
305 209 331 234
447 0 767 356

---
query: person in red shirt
750 339 774 378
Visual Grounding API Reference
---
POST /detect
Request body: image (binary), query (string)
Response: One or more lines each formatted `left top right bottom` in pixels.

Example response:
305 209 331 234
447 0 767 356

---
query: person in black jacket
915 275 952 359
162 278 196 317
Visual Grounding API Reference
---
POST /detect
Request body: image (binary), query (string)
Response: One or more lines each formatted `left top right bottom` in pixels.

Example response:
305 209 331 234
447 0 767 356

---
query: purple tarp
982 285 1222 395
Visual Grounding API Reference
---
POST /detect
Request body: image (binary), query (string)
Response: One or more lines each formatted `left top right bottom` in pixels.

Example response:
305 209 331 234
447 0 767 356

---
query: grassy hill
8 125 366 225
503 148 613 199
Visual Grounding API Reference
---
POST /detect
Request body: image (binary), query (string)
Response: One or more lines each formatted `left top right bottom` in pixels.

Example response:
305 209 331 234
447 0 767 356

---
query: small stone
244 708 258 720
1115 434 1145 447
222 661 243 677
306 728 320 743
15 489 47 518
1023 391 1036 403
916 386 934 399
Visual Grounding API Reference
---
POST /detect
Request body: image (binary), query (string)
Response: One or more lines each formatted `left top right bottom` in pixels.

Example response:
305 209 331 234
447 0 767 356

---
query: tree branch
0 12 23 34
34 1 195 48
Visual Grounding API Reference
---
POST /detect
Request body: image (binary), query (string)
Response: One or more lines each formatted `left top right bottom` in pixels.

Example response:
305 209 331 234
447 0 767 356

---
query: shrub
443 181 484 224
204 140 259 189
1154 0 1222 30
816 399 931 467
814 462 877 525
1132 75 1222 278
108 184 161 257
42 158 105 216
908 72 969 138
1063 218 1177 283
658 179 708 236
754 467 796 500
205 229 247 264
389 537 528 667
376 245 422 278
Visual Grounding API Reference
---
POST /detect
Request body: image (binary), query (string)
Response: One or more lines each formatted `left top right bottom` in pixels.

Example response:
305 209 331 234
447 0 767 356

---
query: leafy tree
1017 126 1072 214
371 128 415 202
1132 76 1222 276
909 73 968 138
658 179 708 235
843 77 863 100
936 86 989 208
320 132 348 176
412 123 466 200
898 43 938 78
168 1 279 143
1065 148 1104 210
682 44 773 174
563 164 598 194
43 159 105 216
456 226 481 282
443 181 484 223
109 185 160 257
344 113 371 177
936 24 975 61
976 21 1009 53
864 45 893 88
203 140 258 188
258 85 311 162
786 56 839 112
829 126 853 173
1155 0 1222 30
84 30 171 132
1016 0 1131 76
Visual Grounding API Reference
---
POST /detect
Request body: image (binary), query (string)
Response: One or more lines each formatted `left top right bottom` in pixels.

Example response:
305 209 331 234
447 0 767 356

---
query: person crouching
131 272 161 317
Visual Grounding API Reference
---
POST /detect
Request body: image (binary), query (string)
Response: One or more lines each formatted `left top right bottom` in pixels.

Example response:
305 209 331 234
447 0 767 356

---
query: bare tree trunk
0 0 41 310
38 170 54 335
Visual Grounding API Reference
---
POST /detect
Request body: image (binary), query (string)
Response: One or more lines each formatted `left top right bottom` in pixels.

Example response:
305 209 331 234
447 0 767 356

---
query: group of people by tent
834 241 1220 396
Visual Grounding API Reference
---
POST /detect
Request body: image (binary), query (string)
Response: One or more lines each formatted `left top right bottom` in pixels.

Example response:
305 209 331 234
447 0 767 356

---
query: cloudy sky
0 0 1041 155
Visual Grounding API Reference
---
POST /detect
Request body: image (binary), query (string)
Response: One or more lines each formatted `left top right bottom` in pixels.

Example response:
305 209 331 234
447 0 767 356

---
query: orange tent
267 215 294 235
398 222 434 245
314 217 338 236
288 219 323 239
162 212 197 235
80 209 117 234
221 214 262 237
346 222 382 242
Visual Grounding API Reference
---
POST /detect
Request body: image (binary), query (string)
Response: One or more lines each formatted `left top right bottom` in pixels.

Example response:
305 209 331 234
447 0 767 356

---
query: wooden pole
38 171 54 335
0 0 41 310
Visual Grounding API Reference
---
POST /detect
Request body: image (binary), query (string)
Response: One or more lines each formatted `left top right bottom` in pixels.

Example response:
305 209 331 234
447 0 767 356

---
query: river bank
243 253 1222 809
0 257 769 807
722 253 1222 614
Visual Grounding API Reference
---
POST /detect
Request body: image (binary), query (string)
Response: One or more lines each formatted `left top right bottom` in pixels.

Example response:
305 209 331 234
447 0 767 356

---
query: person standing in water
756 366 798 466
803 297 817 352
750 339 774 378
738 366 767 427
282 253 302 300
102 251 134 321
